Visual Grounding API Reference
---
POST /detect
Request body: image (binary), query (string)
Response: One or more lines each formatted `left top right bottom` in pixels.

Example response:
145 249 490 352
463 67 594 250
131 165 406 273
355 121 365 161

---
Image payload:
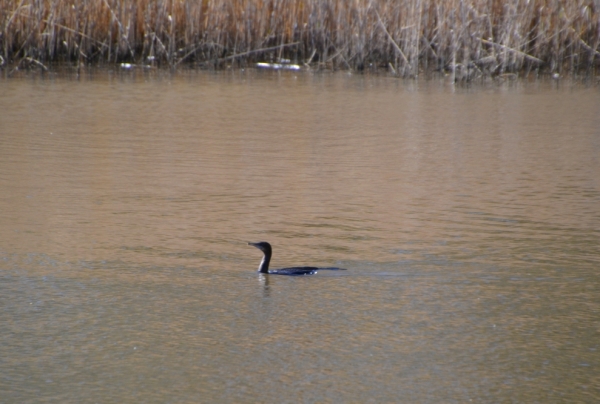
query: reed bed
1 0 599 77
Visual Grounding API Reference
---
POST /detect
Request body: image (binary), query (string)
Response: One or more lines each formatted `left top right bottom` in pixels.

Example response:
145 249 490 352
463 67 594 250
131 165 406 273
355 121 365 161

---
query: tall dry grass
1 0 599 77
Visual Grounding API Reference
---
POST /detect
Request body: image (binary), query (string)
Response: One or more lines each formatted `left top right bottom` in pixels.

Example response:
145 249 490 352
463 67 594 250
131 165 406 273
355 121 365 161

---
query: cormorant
248 241 346 276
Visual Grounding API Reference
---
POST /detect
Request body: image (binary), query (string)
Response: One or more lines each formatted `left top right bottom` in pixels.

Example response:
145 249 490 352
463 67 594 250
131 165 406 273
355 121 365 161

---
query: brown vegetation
1 0 599 77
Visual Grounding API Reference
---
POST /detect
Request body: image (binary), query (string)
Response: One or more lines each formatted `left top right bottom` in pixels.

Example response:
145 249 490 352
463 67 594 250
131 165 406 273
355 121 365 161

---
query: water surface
1 69 599 402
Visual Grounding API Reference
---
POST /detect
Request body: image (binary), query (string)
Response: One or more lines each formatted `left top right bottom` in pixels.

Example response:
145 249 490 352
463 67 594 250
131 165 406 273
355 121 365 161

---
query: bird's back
267 266 347 275
268 266 319 276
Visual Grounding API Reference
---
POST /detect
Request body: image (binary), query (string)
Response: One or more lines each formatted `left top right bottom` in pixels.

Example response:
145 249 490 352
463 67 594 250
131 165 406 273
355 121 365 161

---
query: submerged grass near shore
1 0 599 78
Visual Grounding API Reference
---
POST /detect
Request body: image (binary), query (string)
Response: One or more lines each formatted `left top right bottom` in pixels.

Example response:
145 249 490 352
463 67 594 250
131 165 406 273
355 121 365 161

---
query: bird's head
248 241 272 255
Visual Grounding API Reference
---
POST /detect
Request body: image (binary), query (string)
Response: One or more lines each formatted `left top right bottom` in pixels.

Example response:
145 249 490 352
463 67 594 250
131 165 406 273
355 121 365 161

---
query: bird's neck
258 253 271 273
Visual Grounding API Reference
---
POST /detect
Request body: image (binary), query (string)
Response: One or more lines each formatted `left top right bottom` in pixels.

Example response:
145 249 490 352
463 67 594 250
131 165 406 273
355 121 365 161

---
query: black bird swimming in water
248 241 346 276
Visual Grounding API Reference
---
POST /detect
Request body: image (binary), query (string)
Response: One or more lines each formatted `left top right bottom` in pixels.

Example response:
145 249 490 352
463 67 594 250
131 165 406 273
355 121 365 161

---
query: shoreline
5 63 599 87
1 0 599 79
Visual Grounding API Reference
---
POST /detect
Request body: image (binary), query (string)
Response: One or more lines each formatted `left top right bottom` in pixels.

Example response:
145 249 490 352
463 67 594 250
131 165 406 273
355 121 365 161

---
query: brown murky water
1 69 599 403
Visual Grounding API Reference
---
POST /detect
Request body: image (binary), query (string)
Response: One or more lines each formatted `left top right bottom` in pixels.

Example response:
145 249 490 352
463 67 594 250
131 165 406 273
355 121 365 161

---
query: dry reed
1 0 599 77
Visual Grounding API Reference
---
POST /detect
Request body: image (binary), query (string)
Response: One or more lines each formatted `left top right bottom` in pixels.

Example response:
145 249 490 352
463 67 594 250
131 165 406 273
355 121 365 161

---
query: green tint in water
0 70 599 402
